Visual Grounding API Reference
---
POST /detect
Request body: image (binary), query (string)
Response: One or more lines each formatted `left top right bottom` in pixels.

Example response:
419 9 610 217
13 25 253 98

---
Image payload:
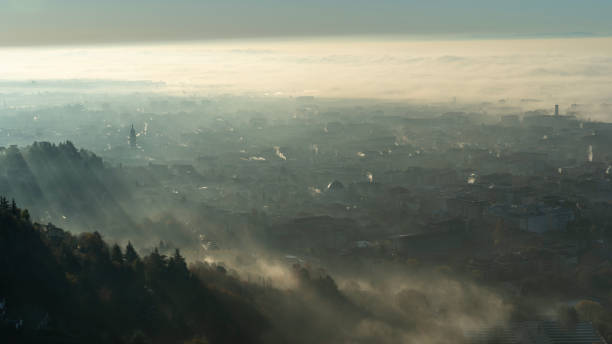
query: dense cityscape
1 94 612 342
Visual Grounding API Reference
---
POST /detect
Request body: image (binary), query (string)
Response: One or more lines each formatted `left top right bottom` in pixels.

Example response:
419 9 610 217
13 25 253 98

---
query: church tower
129 124 137 148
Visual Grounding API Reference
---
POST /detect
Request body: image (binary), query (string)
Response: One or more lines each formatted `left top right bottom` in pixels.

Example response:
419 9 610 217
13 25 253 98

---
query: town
1 94 612 342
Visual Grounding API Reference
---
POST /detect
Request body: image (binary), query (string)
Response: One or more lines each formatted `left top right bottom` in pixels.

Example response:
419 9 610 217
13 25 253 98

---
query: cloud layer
0 37 611 107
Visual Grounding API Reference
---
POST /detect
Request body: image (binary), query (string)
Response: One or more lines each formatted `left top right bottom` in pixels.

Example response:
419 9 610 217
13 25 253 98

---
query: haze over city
1 1 612 344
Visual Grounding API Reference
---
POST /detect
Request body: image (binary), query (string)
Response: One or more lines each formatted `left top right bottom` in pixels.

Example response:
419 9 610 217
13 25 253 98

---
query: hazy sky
1 0 612 45
2 38 612 107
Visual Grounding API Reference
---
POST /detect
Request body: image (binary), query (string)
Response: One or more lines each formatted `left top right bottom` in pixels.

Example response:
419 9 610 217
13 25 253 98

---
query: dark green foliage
125 242 139 264
21 209 30 222
111 244 124 264
10 199 18 216
0 196 8 209
0 199 269 344
168 249 189 280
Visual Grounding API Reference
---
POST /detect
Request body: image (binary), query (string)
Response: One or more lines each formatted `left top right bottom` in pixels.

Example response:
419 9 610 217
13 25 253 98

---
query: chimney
555 104 559 116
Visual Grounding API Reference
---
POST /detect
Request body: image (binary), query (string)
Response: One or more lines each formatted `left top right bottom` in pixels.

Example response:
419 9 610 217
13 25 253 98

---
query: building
129 124 137 148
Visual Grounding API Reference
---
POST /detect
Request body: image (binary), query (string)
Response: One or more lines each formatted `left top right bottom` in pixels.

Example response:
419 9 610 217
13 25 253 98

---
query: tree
144 248 167 285
10 199 17 215
61 140 79 158
111 244 123 264
0 197 8 210
0 207 269 344
21 209 30 222
125 242 140 264
168 249 189 278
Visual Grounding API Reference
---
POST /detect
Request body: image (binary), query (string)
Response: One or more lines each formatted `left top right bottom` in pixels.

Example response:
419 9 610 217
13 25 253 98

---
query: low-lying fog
1 36 611 108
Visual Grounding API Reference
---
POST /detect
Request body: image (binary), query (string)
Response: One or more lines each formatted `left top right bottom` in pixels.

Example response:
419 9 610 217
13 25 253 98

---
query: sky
1 0 612 45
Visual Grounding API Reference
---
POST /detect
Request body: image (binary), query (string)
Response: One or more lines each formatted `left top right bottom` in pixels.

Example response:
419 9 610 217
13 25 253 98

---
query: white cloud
0 37 611 108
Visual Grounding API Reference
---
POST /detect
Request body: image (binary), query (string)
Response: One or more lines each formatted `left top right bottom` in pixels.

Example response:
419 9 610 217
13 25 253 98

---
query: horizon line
1 32 610 49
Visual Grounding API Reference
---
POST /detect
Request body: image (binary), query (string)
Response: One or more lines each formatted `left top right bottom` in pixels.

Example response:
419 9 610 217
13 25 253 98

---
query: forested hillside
0 198 269 344
0 141 133 233
0 198 370 344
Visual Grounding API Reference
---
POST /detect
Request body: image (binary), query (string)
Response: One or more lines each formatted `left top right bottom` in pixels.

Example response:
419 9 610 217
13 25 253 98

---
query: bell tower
129 124 137 148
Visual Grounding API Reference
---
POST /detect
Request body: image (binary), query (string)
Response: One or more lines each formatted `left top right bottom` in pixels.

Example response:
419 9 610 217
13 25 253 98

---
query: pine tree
145 248 167 285
0 197 8 210
149 248 166 267
111 244 123 264
125 242 140 264
168 248 189 278
10 199 17 215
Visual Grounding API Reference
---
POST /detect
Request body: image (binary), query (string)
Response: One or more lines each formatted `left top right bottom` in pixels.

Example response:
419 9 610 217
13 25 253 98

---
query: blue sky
1 0 611 45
